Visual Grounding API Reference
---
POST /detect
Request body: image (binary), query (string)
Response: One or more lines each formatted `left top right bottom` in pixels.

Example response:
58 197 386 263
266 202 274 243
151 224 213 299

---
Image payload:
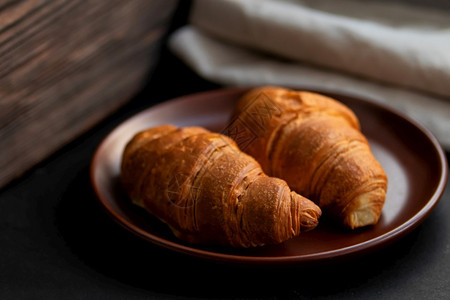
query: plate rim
90 87 448 265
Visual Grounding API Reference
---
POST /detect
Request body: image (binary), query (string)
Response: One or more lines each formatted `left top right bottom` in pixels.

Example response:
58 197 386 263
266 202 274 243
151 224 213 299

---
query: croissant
120 124 321 247
226 86 388 229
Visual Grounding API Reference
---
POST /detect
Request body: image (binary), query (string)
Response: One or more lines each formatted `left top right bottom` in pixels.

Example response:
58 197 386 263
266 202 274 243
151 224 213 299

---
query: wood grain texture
0 0 179 187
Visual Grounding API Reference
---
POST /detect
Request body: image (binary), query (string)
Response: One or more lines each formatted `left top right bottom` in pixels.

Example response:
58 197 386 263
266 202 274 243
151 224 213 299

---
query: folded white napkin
169 0 450 150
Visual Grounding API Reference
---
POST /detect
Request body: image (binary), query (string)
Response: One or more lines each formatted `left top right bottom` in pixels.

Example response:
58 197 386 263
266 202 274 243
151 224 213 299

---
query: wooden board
0 0 179 187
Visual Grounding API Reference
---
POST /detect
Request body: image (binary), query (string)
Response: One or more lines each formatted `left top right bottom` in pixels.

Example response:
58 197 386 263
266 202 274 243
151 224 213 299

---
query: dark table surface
1 2 450 299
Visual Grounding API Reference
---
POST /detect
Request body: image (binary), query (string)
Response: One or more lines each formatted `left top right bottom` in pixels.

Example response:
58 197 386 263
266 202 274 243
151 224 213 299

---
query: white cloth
169 0 450 150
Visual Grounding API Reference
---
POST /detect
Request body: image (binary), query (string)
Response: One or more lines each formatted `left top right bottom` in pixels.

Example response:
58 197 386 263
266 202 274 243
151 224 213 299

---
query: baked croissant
226 86 388 229
121 125 321 247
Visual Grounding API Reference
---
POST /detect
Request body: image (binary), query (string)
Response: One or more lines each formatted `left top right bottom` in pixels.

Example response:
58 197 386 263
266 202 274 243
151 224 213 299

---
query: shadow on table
55 166 440 298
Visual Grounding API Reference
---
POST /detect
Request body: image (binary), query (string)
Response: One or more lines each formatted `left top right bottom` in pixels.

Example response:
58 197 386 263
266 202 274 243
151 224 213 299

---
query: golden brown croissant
121 124 321 247
226 86 388 229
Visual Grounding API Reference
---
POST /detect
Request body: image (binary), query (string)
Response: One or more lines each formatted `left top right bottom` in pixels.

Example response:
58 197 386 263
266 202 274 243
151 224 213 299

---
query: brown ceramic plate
90 87 448 265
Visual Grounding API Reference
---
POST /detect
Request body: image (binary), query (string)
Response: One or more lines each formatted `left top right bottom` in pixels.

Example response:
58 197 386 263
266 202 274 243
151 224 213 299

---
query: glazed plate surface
90 88 448 265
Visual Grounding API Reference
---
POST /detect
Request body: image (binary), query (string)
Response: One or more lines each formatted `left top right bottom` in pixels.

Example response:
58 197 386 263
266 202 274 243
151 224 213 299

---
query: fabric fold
189 0 450 99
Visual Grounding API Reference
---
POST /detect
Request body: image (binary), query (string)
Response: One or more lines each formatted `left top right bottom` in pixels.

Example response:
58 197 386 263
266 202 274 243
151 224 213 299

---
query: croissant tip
291 192 322 232
301 207 321 232
345 208 379 229
343 191 385 229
